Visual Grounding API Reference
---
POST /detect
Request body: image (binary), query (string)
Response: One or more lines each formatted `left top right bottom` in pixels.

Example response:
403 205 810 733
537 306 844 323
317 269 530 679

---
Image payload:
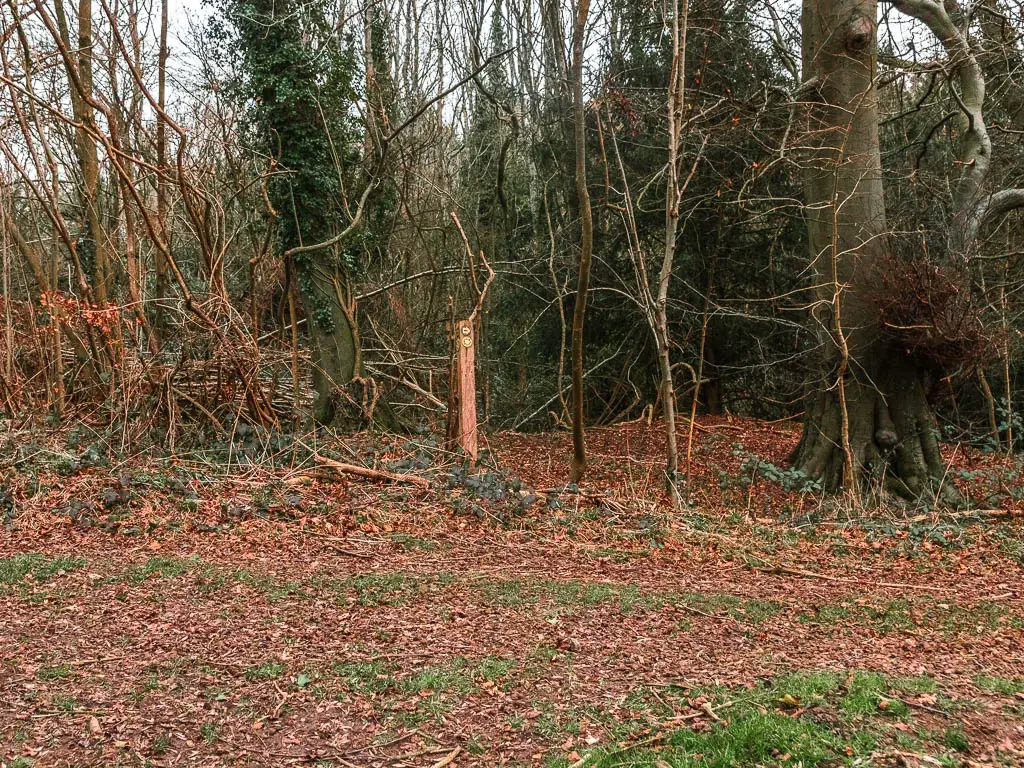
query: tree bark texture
794 0 945 497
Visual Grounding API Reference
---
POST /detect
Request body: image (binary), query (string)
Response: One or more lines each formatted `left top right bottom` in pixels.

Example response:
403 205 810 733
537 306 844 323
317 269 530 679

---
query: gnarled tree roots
791 361 957 502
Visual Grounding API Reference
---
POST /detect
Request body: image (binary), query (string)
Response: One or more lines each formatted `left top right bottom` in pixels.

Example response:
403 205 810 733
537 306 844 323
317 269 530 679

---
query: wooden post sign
455 320 478 464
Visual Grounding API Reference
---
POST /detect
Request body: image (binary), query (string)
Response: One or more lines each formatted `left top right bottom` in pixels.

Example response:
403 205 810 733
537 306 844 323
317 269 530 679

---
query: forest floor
1 417 1024 768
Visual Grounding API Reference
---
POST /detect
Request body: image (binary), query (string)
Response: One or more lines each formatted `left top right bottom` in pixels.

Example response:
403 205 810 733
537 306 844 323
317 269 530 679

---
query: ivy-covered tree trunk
226 0 371 426
794 0 944 497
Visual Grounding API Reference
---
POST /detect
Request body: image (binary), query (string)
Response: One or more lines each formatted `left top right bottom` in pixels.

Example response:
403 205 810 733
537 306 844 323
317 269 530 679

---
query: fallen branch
677 521 954 594
304 533 375 559
763 565 952 594
894 695 950 718
905 508 1016 524
314 454 430 489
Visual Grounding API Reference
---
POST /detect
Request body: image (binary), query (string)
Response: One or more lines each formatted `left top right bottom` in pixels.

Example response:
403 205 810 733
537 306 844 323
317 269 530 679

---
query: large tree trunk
794 0 943 497
305 263 360 426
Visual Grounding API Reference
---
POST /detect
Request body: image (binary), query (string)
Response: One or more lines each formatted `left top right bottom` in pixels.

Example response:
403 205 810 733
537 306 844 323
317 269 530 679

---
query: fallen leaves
1 418 1023 765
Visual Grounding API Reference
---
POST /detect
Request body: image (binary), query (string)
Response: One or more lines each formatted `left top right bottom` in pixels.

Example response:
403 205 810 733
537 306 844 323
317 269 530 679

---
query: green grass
122 555 199 584
52 694 78 712
152 734 170 755
332 659 395 693
37 664 73 681
245 660 286 681
399 657 474 694
477 655 516 682
386 658 479 726
0 554 86 588
799 597 1020 635
678 593 781 624
132 672 161 699
943 725 971 753
840 671 909 716
663 710 837 767
390 533 437 552
329 572 455 606
233 568 308 601
975 674 1024 695
567 670 957 768
327 655 517 724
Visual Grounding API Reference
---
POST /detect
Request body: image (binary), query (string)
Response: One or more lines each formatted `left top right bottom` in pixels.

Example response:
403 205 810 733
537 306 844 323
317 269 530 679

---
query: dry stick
355 267 463 302
287 268 301 428
978 365 1000 446
313 454 429 489
155 0 169 332
104 99 158 355
449 211 496 324
828 109 859 502
905 508 1014 524
282 48 516 261
1000 263 1014 453
0 22 110 378
303 534 374 559
93 0 280 423
430 747 461 768
50 0 111 303
677 523 953 594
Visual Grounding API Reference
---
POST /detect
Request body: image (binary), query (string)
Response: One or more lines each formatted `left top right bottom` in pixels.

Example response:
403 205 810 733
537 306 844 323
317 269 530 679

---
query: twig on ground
764 564 952 594
303 533 375 559
569 733 666 768
871 750 943 767
894 696 950 718
905 508 1015 524
429 747 461 767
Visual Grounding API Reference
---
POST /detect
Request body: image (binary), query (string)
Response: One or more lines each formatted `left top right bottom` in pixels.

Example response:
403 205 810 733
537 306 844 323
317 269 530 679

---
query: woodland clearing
1 418 1023 767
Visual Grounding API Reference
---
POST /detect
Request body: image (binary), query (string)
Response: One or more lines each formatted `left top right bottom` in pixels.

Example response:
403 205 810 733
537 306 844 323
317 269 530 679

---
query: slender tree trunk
1 196 12 404
154 0 169 330
55 0 111 303
569 0 592 482
656 0 689 506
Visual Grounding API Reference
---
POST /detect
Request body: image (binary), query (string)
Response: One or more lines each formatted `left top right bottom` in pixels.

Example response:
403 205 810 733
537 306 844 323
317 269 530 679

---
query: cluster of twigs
0 294 312 443
875 256 1001 375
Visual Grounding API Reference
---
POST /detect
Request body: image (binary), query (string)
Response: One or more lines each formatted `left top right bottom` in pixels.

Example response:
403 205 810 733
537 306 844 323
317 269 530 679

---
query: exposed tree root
792 359 959 503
